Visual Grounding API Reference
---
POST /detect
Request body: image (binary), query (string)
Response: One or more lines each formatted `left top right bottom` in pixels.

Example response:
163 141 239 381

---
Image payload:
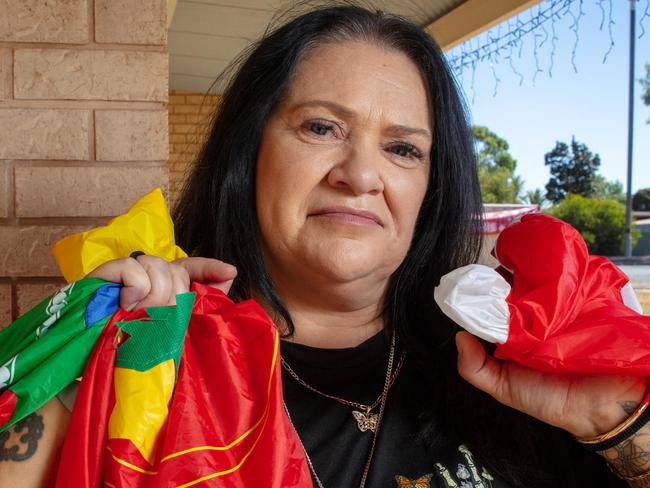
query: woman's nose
326 143 384 195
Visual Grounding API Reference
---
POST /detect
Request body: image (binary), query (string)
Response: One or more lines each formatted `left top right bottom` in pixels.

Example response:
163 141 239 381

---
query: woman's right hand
87 255 237 310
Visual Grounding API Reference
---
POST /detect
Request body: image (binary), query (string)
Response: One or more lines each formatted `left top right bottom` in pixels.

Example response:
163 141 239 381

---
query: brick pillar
0 0 169 328
167 92 220 204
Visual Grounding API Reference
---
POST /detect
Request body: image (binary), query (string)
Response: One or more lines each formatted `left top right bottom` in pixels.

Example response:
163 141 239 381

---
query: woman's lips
309 206 383 226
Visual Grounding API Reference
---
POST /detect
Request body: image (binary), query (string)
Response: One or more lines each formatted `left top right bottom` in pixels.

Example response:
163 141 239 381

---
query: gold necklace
283 330 400 488
280 336 405 433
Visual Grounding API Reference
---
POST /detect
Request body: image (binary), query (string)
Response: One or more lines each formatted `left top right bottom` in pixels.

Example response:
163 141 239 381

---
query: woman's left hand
455 331 647 438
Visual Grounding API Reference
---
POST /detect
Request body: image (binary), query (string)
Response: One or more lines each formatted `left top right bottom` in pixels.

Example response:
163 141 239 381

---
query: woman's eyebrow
385 124 431 139
290 99 356 118
290 99 431 138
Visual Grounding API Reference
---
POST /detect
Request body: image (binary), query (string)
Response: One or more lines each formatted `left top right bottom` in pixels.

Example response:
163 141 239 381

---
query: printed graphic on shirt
395 473 433 487
434 445 494 488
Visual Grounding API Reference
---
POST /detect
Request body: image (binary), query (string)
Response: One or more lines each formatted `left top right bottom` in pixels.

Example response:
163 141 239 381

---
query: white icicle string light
601 0 615 63
640 0 650 39
445 0 643 101
446 0 576 83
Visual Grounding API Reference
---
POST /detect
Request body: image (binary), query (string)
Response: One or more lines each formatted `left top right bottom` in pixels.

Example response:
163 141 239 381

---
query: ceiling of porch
167 0 540 93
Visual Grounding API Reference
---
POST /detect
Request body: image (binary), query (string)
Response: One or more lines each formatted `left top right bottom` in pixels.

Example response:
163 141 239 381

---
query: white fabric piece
434 264 511 344
621 281 644 314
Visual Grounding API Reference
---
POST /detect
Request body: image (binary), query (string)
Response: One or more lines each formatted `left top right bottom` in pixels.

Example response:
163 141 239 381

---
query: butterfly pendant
352 409 378 432
394 474 433 488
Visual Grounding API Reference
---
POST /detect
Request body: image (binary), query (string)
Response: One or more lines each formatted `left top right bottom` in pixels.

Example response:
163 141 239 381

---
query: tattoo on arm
0 413 44 462
598 402 650 487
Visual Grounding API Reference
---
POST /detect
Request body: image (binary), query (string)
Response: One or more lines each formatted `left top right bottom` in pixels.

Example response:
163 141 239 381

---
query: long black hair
174 4 601 486
174 3 482 342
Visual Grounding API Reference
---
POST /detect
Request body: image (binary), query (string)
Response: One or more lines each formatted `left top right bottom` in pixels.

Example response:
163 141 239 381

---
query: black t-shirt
280 331 626 488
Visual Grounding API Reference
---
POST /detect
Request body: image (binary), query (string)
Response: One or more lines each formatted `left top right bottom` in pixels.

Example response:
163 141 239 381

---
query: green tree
547 194 639 256
544 137 601 204
593 175 625 205
524 188 546 207
633 188 650 211
472 126 523 203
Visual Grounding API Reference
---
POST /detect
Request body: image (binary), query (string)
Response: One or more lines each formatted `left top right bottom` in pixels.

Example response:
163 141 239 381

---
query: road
619 265 650 288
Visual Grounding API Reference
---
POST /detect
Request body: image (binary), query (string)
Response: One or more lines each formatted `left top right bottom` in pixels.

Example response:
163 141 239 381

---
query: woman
1 5 647 487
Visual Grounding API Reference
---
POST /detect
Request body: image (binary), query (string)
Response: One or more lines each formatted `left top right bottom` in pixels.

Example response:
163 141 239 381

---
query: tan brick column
0 0 169 327
167 92 220 204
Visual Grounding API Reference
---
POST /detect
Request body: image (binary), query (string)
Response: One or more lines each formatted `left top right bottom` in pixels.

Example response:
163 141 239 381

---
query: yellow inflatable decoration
53 188 187 283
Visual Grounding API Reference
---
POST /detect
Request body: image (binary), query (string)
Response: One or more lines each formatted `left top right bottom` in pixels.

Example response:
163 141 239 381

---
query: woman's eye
306 121 336 136
389 142 423 160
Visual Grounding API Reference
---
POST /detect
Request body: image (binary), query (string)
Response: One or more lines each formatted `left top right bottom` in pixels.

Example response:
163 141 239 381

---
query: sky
446 0 650 196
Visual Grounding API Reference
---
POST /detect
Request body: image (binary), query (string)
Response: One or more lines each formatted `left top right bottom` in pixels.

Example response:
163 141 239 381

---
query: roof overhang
425 0 542 50
167 0 542 93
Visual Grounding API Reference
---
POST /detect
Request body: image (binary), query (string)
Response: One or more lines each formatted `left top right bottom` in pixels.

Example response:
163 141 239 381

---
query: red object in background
483 206 539 234
495 213 650 374
56 283 312 488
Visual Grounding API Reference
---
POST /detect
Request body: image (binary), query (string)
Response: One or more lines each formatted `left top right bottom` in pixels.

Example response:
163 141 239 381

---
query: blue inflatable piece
85 283 122 328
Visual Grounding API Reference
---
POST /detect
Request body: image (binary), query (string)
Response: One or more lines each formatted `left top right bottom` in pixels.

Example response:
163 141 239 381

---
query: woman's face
256 40 432 295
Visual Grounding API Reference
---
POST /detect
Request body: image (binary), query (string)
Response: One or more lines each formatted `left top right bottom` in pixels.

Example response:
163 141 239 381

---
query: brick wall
0 0 169 328
167 92 220 204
